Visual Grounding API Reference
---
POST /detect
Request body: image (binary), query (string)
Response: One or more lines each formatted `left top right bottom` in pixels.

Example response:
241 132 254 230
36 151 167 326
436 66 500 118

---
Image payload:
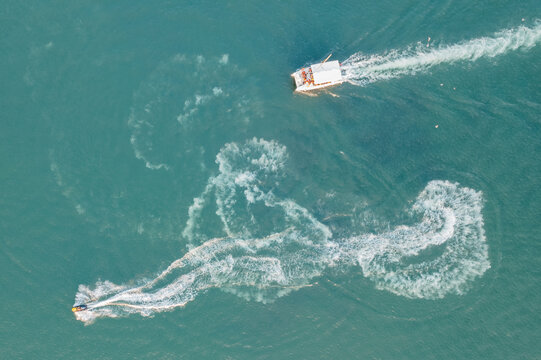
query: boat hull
291 60 344 92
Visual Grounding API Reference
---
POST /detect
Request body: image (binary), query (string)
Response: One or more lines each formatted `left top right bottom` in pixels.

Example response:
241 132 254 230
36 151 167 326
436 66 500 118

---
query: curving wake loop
74 139 490 323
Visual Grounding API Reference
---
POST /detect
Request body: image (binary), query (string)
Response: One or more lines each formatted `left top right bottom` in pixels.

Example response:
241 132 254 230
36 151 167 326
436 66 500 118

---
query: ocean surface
2 1 541 359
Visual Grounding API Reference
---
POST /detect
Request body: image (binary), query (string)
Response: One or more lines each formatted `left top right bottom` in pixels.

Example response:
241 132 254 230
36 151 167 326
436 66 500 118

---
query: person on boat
72 304 88 312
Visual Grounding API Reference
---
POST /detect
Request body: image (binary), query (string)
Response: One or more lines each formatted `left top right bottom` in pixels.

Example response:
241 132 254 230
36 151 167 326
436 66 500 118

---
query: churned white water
75 139 489 323
342 22 541 85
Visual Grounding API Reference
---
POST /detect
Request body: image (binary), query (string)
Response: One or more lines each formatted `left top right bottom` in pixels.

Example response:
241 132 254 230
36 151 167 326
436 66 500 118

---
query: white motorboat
291 55 344 92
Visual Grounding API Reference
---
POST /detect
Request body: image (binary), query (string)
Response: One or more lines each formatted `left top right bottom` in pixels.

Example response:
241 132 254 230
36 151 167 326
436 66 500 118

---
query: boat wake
75 139 490 324
342 21 541 85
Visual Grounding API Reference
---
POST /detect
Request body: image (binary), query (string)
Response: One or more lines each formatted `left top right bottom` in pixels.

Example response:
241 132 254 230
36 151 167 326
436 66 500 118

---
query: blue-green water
2 1 541 358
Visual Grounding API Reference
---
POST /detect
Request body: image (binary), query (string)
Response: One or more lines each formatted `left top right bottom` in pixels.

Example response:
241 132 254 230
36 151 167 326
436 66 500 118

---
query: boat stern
291 70 305 90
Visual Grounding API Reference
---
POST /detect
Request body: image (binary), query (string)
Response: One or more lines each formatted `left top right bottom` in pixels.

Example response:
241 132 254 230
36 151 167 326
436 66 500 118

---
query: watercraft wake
292 21 541 90
74 139 489 324
341 21 541 85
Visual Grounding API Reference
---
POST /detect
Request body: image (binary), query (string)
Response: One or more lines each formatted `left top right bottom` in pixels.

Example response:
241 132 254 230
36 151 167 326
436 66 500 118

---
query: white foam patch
75 139 490 324
342 22 541 85
219 54 229 65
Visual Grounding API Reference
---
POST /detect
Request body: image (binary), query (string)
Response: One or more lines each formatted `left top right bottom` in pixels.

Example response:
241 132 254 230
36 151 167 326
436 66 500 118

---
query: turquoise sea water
2 1 541 358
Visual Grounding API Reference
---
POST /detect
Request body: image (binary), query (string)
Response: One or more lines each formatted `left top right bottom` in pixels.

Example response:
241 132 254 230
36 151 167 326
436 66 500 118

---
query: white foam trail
342 22 541 85
127 54 241 171
128 133 170 171
75 139 489 323
49 153 88 215
176 87 225 125
346 181 489 299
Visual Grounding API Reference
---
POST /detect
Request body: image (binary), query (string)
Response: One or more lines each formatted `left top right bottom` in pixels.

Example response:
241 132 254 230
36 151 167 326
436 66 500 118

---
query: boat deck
292 60 344 92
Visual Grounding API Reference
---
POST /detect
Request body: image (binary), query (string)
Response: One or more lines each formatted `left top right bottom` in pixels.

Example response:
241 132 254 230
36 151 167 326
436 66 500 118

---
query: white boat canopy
311 60 342 84
291 57 344 92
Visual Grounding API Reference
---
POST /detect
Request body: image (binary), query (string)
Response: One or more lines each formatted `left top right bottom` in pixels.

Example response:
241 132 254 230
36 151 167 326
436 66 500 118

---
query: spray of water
342 22 541 85
74 139 489 323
